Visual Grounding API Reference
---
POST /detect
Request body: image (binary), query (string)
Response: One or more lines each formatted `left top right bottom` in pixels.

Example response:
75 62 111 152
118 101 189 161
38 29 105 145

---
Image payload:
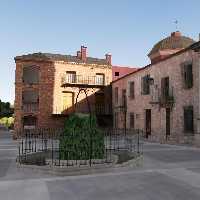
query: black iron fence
17 128 143 167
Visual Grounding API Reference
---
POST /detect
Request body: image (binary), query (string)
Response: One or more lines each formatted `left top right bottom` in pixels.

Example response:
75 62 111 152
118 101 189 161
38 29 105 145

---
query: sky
0 0 200 103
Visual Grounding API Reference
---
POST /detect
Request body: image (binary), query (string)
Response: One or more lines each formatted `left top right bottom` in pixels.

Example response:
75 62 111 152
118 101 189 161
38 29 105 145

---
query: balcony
160 86 175 107
113 98 127 113
150 85 175 108
61 74 109 88
22 103 39 113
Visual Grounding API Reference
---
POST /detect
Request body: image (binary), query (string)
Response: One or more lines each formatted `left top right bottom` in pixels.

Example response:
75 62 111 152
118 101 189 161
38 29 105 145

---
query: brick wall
14 59 112 131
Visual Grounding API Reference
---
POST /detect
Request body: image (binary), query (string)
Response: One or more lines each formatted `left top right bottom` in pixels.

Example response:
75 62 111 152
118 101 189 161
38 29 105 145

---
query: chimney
105 53 112 65
81 46 87 62
77 51 81 59
171 31 181 37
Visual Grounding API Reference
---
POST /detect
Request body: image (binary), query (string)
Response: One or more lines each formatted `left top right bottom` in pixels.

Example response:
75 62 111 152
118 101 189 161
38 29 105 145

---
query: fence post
18 142 21 164
51 133 54 166
137 129 140 154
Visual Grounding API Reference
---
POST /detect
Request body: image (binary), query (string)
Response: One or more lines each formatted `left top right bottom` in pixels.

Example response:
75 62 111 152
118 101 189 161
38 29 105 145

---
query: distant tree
0 99 14 117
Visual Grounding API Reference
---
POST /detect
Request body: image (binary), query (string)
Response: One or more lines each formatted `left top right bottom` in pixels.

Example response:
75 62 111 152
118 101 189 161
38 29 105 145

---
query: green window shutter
184 106 194 133
146 75 150 94
187 64 193 88
130 113 135 129
130 81 135 99
141 77 144 95
182 63 193 89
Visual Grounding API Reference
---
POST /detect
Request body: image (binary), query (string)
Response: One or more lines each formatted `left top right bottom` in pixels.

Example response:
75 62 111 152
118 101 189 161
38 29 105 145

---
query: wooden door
145 109 151 138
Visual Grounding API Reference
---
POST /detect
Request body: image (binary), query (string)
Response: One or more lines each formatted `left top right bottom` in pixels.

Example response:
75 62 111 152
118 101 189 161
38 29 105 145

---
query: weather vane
174 20 178 30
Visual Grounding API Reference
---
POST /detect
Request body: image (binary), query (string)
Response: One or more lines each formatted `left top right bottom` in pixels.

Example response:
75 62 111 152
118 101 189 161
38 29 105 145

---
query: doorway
145 109 151 138
166 108 171 138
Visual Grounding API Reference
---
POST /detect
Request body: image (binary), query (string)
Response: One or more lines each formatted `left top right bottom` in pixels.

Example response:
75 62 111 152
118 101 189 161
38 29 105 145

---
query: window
161 77 169 100
182 63 193 89
129 81 135 99
22 91 39 103
184 106 194 133
115 72 119 76
130 113 135 129
23 116 37 129
141 75 150 95
23 66 39 84
66 71 76 83
22 91 39 112
95 73 105 85
114 112 118 128
122 89 126 107
114 87 118 104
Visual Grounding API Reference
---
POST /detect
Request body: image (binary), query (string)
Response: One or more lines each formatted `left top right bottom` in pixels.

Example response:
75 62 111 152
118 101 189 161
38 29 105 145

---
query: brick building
14 46 113 130
112 66 137 81
112 31 200 146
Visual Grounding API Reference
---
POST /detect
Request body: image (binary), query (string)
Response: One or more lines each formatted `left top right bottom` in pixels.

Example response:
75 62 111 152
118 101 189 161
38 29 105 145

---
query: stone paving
1 128 200 199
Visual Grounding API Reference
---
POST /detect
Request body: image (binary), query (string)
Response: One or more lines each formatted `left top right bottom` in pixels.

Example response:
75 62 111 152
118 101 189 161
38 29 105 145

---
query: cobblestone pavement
1 128 200 200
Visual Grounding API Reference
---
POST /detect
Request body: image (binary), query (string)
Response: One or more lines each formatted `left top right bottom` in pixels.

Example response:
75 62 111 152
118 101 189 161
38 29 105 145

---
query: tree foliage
0 117 14 129
0 100 14 117
59 114 105 160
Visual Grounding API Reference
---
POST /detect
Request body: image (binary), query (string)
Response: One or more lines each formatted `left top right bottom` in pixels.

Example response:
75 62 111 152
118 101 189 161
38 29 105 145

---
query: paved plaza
1 128 200 200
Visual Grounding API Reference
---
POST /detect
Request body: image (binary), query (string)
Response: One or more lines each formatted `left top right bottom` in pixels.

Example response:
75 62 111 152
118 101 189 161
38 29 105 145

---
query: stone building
14 46 113 130
112 31 200 146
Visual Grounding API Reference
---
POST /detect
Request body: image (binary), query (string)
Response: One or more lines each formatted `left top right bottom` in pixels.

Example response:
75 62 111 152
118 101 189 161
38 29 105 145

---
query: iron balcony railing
160 86 174 106
61 74 110 86
22 103 39 113
150 86 175 107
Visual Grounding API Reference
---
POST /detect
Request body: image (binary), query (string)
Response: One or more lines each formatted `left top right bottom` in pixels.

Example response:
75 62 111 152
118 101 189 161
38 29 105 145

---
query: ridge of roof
15 52 110 65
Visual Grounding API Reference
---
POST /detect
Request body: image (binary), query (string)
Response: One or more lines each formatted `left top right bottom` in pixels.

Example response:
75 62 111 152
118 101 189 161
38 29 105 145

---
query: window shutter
127 81 130 97
187 64 193 88
161 78 165 102
130 113 135 129
129 81 135 99
141 77 143 95
146 75 150 94
184 106 194 133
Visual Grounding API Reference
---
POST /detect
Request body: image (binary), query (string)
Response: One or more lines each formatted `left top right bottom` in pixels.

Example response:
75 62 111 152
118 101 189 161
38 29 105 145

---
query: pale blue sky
0 0 199 103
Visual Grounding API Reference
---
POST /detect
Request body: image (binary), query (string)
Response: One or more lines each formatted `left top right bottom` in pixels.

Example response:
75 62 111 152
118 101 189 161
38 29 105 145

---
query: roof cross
174 20 178 30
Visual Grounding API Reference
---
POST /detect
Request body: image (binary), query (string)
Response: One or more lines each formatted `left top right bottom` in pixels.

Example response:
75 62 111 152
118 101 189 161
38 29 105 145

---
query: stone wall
112 49 200 145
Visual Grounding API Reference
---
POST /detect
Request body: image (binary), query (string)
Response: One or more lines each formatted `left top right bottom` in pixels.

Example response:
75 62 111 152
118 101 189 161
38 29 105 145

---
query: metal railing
150 86 175 106
61 74 110 86
17 128 143 167
160 86 174 106
22 103 39 113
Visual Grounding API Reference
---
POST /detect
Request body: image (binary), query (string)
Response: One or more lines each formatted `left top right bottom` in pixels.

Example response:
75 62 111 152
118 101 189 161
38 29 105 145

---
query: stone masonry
112 33 200 146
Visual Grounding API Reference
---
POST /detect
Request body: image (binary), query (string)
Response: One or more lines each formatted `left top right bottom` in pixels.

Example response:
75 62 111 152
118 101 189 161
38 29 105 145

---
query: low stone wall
17 151 143 176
